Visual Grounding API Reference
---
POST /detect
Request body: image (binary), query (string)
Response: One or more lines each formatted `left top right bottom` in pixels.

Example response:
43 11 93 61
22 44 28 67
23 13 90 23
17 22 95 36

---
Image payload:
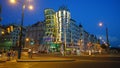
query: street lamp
25 38 30 48
99 22 103 27
9 0 34 59
28 5 34 10
1 31 5 35
9 0 16 4
0 4 2 24
98 22 110 47
26 38 30 42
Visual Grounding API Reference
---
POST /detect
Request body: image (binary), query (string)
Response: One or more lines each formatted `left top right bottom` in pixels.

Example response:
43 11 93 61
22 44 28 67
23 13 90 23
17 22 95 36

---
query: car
109 47 120 54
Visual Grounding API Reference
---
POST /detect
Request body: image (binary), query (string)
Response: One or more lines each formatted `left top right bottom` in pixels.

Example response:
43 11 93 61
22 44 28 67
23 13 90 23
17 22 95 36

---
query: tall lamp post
9 0 33 59
99 22 110 47
0 4 2 23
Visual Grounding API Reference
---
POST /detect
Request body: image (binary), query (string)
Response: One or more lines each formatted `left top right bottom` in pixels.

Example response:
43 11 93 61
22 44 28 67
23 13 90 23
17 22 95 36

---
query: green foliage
0 40 12 48
101 44 107 49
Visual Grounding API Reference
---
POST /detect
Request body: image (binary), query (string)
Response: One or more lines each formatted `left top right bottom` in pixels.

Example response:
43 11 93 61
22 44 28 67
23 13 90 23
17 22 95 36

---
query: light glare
26 38 29 42
10 0 16 4
1 31 5 35
28 5 34 10
99 22 103 27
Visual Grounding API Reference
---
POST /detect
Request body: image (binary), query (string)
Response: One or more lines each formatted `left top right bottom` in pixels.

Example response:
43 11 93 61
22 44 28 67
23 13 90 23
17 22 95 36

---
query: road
0 56 120 68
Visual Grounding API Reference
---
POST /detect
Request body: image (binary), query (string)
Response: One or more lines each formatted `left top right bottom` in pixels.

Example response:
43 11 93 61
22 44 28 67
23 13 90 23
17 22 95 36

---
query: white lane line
76 59 120 62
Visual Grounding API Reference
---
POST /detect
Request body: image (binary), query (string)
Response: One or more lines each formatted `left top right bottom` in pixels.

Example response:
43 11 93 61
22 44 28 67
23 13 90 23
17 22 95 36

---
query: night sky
0 0 120 47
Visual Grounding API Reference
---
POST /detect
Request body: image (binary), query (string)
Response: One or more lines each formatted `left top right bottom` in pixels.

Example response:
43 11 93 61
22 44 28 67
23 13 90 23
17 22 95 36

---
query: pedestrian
88 50 92 56
0 50 2 58
99 49 102 54
77 48 80 56
28 48 32 58
3 49 6 57
61 50 64 56
11 50 16 59
71 49 75 55
7 50 11 61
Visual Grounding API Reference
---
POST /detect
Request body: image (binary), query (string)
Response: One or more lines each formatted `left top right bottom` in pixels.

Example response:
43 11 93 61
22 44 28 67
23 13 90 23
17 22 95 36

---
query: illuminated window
10 26 13 32
7 28 10 33
59 11 61 17
63 10 66 18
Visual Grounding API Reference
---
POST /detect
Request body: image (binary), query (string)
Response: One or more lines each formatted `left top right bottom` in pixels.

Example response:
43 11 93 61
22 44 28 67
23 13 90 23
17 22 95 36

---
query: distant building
25 21 45 48
69 19 80 46
43 6 71 52
7 24 26 47
56 6 71 44
0 24 26 49
43 9 57 52
89 34 98 44
44 9 56 44
24 6 99 52
43 6 100 52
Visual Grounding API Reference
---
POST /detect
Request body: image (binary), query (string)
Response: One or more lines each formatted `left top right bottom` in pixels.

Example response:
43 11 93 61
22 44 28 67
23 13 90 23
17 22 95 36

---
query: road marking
76 59 120 62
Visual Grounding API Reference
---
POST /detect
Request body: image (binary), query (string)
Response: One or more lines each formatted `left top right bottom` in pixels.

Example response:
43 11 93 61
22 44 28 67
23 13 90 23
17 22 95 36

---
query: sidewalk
17 56 75 62
0 60 6 63
1 52 120 63
0 56 7 63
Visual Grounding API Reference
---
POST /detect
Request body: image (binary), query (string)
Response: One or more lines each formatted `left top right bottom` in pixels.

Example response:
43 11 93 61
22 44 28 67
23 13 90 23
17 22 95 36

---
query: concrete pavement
0 57 6 63
17 56 75 62
1 52 120 63
0 56 75 63
0 60 6 63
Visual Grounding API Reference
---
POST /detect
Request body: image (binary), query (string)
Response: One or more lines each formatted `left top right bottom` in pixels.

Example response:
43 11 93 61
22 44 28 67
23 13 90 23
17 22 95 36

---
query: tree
101 44 107 49
93 43 101 51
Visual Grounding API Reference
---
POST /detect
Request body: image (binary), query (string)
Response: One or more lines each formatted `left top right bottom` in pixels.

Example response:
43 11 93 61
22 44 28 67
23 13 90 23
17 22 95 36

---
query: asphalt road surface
0 56 120 68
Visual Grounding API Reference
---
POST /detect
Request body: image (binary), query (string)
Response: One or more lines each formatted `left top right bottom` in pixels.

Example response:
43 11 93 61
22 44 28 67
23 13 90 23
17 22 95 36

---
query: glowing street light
10 0 16 4
28 5 34 10
26 38 29 42
1 31 5 35
99 22 103 27
25 38 30 48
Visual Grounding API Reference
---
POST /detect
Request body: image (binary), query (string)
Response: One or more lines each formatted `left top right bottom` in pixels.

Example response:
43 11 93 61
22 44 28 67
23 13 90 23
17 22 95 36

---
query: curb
0 60 6 63
17 59 75 62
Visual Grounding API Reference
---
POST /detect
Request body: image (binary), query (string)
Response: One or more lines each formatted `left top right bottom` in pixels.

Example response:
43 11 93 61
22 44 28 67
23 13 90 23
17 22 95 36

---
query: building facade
25 21 45 49
0 24 25 49
43 6 100 52
43 9 57 52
